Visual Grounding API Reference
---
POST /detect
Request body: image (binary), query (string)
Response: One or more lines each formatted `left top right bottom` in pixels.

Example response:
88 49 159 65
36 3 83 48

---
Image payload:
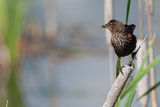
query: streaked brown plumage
102 19 137 58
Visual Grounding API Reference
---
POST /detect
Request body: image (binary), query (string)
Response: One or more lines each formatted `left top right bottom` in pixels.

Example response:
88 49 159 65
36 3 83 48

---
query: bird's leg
128 59 134 66
128 51 137 66
117 57 125 76
116 57 124 76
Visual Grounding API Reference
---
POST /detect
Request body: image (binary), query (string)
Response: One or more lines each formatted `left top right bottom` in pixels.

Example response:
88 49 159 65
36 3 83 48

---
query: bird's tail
128 34 148 66
132 34 148 58
116 57 121 77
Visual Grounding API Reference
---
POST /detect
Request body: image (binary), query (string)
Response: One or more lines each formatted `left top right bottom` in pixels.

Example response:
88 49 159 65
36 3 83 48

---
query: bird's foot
128 61 135 68
120 66 125 76
128 61 132 66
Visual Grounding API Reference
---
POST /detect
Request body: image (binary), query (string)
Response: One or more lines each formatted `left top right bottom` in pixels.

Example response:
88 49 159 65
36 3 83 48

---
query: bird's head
101 19 118 32
102 19 126 34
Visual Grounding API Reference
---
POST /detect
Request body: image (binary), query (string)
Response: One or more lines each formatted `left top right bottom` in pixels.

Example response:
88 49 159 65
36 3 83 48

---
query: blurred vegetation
0 0 26 106
139 81 160 100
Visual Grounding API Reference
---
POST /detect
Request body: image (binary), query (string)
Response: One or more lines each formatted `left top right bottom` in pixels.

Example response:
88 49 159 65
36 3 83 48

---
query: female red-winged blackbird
102 19 137 69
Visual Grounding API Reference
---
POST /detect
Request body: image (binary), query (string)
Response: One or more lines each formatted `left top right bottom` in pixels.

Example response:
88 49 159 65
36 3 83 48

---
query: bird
102 19 137 74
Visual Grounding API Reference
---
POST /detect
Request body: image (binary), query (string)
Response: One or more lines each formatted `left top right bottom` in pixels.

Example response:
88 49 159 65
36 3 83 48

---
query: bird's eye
108 22 112 26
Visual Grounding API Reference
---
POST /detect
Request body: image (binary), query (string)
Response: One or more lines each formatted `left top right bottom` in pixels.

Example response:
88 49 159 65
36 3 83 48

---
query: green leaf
116 57 121 77
125 0 131 24
115 96 120 107
0 0 27 107
138 81 160 100
121 54 160 99
0 0 27 61
124 86 136 107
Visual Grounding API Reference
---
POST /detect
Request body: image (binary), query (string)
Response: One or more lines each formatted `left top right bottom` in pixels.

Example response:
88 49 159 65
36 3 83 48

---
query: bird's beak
101 24 108 28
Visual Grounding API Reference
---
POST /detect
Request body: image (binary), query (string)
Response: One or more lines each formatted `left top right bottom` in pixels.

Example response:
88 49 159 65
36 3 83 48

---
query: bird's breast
111 34 125 48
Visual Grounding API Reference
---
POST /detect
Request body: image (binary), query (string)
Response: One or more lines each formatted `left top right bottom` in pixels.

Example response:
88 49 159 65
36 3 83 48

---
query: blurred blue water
58 55 109 107
21 52 160 107
21 55 51 107
21 54 111 107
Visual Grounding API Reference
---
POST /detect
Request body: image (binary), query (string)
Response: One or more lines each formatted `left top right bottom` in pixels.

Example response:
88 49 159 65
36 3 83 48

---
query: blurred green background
0 0 160 107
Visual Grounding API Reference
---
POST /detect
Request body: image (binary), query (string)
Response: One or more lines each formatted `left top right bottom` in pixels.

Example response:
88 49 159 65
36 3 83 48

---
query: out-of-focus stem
104 0 114 84
6 100 8 107
144 0 157 106
138 0 143 39
45 0 57 41
136 39 148 107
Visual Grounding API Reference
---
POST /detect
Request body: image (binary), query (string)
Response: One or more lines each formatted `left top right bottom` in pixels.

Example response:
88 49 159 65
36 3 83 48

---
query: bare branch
103 65 134 107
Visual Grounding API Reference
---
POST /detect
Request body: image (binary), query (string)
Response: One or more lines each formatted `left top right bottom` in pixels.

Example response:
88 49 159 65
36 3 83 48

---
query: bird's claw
120 66 125 76
128 62 135 67
128 59 134 66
